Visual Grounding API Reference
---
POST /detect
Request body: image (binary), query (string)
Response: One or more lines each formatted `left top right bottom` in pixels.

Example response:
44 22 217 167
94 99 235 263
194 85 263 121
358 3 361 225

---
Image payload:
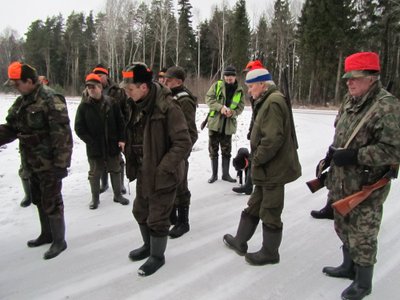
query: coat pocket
155 162 184 191
26 106 46 129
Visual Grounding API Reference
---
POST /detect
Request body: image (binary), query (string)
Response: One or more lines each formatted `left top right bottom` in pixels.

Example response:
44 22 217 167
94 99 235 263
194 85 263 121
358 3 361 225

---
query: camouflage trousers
333 185 390 266
175 159 191 206
88 155 121 180
133 169 176 237
208 131 232 159
30 171 64 218
244 184 284 229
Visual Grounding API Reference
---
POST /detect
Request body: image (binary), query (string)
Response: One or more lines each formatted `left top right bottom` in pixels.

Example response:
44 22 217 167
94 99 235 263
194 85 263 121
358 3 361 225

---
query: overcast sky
0 0 288 37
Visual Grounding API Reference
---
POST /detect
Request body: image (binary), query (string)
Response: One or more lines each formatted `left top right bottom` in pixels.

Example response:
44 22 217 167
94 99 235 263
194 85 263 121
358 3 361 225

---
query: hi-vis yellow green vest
205 80 245 135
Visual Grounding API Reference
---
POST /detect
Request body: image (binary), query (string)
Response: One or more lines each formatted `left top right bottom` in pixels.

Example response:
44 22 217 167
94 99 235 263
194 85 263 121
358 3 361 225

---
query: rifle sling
343 95 388 149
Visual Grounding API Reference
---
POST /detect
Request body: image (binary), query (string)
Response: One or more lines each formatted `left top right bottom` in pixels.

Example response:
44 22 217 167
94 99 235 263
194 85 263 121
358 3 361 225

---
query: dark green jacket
250 85 301 186
0 84 73 173
75 95 125 159
171 85 198 147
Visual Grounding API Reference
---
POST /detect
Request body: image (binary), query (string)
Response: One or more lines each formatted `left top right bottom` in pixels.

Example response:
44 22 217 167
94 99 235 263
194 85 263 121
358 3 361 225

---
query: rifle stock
306 178 325 193
332 177 390 216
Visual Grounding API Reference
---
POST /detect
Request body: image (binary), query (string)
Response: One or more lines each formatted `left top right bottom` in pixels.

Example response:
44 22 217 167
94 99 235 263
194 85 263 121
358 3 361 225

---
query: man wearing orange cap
75 73 129 210
0 61 73 260
320 52 400 300
121 63 191 277
92 64 129 195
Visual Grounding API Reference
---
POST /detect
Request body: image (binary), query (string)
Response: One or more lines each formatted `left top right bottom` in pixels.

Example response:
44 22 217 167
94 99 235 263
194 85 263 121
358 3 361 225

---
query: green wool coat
250 85 301 186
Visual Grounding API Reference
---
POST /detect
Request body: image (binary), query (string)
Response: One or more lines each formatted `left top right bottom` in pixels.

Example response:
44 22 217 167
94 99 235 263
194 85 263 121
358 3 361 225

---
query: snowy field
0 93 399 300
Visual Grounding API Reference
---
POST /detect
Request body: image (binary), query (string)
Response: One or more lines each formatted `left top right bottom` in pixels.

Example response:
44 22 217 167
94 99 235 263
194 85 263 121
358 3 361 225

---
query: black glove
52 167 68 179
319 172 327 185
315 147 335 177
332 149 358 166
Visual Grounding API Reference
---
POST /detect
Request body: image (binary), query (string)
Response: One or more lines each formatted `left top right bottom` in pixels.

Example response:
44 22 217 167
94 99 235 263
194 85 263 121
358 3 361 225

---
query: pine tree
230 0 250 74
177 0 196 72
297 0 356 104
270 0 295 88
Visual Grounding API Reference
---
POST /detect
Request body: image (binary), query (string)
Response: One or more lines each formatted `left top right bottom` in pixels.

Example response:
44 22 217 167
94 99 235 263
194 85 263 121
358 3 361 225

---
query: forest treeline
0 0 399 104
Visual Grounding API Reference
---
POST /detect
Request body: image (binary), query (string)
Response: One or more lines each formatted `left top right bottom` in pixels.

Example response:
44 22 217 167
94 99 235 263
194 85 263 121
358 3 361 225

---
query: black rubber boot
129 225 150 261
323 246 355 279
89 178 100 209
110 172 129 205
120 161 127 195
20 177 32 207
245 224 282 265
169 205 177 225
138 236 167 276
100 170 109 193
341 265 373 300
222 156 236 182
311 199 334 219
232 171 253 195
223 211 259 255
208 157 218 183
43 215 67 260
27 206 53 247
169 206 190 238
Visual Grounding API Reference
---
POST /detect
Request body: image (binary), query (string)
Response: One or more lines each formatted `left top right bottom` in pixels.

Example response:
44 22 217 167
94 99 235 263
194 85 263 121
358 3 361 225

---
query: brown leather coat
125 82 192 197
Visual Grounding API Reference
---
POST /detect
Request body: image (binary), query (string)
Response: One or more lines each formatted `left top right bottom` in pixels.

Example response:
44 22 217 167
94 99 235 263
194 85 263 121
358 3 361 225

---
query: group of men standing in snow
1 50 400 299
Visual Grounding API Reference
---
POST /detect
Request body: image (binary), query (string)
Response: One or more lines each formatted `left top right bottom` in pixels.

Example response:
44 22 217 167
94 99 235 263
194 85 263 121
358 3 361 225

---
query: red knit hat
343 52 380 79
243 60 264 72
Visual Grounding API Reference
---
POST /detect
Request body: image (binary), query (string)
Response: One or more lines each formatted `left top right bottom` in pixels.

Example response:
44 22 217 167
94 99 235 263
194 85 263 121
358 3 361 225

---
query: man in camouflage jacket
0 62 73 260
322 52 400 300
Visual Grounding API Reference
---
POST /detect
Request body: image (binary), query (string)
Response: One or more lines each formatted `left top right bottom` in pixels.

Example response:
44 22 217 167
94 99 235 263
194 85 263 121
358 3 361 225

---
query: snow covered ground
0 93 399 300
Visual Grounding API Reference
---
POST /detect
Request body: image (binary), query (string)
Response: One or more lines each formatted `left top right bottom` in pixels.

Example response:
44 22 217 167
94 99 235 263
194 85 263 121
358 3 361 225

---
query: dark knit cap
223 65 236 76
165 66 186 81
122 63 153 84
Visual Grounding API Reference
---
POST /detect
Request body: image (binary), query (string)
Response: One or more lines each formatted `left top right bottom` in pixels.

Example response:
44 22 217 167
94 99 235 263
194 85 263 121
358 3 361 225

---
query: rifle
306 173 327 193
200 113 209 130
332 165 398 216
282 66 298 149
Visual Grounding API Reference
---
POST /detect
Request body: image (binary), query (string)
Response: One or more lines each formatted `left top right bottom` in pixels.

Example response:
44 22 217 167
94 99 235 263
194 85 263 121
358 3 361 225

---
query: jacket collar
344 81 381 113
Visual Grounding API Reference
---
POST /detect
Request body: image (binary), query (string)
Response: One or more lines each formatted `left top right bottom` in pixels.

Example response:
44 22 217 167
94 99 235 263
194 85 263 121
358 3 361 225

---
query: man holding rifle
321 52 400 300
